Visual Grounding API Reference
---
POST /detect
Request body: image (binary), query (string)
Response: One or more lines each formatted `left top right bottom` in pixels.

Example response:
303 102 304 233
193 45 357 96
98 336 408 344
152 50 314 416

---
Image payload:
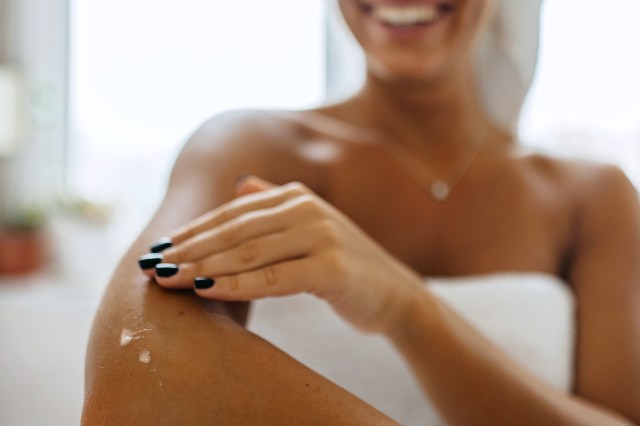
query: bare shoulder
565 158 640 247
511 150 639 276
560 158 639 244
170 109 325 192
571 160 639 215
190 109 304 146
514 149 638 211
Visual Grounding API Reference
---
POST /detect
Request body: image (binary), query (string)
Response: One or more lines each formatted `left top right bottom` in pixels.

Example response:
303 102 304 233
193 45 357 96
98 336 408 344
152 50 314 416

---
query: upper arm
83 111 393 425
569 165 640 423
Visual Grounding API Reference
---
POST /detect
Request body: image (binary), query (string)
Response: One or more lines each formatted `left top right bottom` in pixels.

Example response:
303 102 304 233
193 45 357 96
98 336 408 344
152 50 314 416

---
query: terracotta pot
0 228 46 275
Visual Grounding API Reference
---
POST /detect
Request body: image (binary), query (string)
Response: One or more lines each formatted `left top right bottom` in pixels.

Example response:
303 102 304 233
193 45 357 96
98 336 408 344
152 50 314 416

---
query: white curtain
519 0 640 186
68 0 326 223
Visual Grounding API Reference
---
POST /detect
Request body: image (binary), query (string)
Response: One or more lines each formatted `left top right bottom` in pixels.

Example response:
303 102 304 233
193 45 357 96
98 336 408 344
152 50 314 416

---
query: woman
83 0 640 424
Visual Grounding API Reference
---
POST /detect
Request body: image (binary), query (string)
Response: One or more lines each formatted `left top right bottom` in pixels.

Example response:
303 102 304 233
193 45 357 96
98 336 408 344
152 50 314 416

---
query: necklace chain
380 125 489 201
291 110 488 202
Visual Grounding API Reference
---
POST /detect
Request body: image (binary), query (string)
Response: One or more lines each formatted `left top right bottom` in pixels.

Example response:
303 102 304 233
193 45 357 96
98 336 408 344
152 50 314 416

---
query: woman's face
338 0 497 82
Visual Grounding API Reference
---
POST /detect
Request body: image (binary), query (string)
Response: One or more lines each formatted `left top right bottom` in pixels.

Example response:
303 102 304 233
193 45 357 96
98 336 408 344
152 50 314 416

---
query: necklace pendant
430 179 450 201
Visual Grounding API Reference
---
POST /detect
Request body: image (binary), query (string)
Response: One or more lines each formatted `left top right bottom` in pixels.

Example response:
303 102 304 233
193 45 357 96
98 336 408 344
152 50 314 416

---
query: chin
339 0 491 82
366 48 458 85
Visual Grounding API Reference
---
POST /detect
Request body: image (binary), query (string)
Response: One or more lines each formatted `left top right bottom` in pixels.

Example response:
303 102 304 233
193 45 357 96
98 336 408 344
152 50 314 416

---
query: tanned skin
83 0 640 423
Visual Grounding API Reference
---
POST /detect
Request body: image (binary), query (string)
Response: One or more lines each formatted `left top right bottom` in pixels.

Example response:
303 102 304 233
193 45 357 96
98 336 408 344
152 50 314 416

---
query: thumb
235 174 278 197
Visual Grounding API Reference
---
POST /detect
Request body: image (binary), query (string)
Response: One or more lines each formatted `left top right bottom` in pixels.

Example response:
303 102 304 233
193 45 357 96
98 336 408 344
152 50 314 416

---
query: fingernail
155 263 179 277
138 253 163 270
194 277 216 289
150 237 173 253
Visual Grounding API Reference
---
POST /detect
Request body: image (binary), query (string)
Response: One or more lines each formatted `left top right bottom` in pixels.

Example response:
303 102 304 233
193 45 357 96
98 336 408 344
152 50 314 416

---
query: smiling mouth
358 2 455 28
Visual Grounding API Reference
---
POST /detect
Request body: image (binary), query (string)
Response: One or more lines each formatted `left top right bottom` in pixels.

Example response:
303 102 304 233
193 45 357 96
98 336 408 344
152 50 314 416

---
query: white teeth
373 4 439 27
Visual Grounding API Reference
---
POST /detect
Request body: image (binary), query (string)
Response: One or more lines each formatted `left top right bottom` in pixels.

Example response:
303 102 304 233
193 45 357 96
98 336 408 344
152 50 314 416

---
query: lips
358 1 455 28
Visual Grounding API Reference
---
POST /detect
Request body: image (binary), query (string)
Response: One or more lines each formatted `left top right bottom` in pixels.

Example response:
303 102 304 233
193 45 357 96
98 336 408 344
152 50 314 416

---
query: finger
235 174 277 197
194 257 317 301
163 193 321 264
138 253 164 278
150 181 311 253
153 264 195 289
171 185 291 243
200 228 311 276
155 227 315 288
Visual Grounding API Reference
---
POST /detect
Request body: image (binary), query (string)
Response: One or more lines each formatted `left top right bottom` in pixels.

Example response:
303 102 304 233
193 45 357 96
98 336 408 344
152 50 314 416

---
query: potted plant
0 208 47 275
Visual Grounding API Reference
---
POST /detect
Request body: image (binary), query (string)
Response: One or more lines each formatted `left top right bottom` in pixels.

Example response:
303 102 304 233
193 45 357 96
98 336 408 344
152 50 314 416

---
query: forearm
388 288 635 426
83 242 395 425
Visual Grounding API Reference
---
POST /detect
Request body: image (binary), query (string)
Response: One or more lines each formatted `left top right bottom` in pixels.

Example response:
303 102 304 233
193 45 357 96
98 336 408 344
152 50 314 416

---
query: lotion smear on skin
119 328 151 346
139 349 151 364
120 329 134 346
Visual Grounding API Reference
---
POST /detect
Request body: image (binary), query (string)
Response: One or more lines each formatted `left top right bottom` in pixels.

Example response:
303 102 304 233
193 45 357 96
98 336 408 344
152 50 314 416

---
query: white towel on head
249 272 575 425
475 0 543 133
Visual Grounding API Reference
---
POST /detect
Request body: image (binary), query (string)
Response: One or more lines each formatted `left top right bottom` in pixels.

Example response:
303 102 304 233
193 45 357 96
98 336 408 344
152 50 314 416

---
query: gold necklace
380 125 488 202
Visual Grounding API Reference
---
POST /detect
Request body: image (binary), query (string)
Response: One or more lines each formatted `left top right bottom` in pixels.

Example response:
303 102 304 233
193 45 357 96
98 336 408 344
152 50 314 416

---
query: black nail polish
194 277 216 289
150 237 173 253
138 253 163 270
155 263 179 277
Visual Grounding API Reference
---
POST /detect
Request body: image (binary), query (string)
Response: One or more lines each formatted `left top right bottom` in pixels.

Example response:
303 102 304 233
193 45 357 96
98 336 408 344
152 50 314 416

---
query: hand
142 176 424 334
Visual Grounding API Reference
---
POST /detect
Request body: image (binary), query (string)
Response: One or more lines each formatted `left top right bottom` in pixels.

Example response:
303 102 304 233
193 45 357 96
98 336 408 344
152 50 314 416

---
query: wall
0 0 68 216
0 0 7 60
0 0 10 207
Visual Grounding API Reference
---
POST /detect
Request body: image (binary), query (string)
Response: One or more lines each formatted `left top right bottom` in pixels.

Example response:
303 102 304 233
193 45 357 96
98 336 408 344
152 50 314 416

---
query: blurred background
0 0 638 424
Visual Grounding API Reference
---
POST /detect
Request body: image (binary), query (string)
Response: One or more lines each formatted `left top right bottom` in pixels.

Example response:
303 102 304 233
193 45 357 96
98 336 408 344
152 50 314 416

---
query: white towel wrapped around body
249 273 575 425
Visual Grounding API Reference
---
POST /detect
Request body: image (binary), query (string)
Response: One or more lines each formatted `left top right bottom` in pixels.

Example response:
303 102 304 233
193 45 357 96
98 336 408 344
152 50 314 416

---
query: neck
351 62 494 154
